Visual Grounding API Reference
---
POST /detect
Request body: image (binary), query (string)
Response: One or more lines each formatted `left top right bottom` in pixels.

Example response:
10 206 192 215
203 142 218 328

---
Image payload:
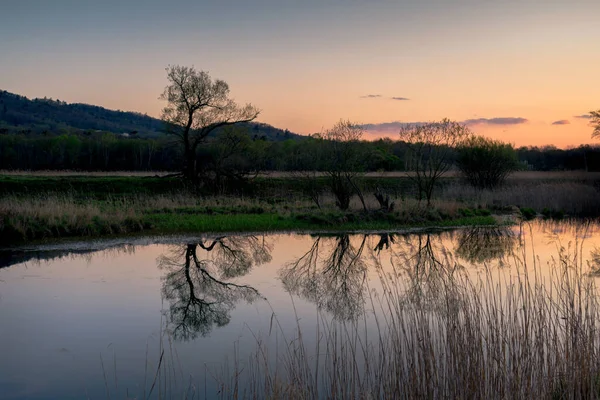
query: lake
1 221 600 399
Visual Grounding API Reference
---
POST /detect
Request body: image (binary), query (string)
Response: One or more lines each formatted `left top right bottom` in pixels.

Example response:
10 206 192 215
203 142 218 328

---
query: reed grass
440 181 600 217
198 223 600 399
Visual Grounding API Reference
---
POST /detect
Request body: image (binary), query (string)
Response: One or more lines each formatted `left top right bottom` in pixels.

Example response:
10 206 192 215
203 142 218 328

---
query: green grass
144 212 496 234
0 175 191 199
0 205 498 244
9 172 581 244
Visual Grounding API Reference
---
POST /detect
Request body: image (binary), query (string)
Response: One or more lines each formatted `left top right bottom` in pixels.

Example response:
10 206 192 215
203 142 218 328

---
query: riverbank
0 195 497 244
2 172 595 244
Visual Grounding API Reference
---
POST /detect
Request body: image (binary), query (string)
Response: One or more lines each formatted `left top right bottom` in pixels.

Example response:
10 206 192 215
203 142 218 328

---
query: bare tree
160 65 260 181
590 110 600 139
323 120 367 211
399 119 471 207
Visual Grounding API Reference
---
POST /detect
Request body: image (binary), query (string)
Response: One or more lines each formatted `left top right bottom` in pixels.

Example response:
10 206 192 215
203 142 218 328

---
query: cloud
361 117 528 134
359 94 411 101
574 114 592 119
462 117 528 126
552 120 570 125
361 121 426 132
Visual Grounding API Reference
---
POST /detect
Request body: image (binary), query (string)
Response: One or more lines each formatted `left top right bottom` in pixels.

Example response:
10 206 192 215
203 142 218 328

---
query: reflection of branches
198 236 272 279
587 248 600 276
384 233 463 313
455 226 516 265
280 234 368 320
159 236 271 341
373 233 396 254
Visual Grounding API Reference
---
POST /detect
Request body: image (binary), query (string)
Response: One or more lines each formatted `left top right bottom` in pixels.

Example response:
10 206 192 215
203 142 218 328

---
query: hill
0 90 302 141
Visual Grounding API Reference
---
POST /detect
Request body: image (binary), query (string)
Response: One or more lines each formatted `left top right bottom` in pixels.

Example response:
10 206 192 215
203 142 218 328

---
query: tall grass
0 192 496 243
441 181 600 217
199 224 600 399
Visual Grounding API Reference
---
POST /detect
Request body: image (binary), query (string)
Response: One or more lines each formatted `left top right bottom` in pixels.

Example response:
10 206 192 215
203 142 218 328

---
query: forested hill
0 90 302 141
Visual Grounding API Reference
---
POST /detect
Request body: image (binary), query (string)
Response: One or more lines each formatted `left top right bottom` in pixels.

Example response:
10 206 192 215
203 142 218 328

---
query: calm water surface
0 221 598 399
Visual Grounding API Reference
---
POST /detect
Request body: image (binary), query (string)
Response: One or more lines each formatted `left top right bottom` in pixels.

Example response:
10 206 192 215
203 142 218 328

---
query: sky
1 0 599 148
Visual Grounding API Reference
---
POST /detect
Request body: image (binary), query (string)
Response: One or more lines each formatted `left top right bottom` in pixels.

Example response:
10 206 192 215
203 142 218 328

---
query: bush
520 207 537 220
541 207 565 220
457 136 519 189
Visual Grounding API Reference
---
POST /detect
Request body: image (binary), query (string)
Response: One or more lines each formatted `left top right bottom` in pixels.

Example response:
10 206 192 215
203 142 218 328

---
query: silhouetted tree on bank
160 65 260 182
323 120 367 211
399 119 471 207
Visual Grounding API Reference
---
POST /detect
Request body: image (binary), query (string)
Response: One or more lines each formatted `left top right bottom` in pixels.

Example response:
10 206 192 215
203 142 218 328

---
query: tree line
3 127 600 173
2 65 599 181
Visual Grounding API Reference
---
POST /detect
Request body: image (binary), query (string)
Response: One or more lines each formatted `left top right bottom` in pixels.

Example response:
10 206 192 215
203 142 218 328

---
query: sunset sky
1 0 598 148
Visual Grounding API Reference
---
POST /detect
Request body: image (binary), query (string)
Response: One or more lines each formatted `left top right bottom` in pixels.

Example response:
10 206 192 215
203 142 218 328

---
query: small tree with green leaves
457 136 519 189
399 119 471 207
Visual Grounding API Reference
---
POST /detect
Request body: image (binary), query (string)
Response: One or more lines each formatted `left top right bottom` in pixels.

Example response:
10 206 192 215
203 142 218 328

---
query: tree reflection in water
279 234 368 321
455 226 516 265
158 236 272 340
158 227 518 337
384 233 463 311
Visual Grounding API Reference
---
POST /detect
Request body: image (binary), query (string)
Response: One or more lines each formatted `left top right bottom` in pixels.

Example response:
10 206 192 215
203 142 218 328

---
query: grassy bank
2 171 597 243
0 193 496 244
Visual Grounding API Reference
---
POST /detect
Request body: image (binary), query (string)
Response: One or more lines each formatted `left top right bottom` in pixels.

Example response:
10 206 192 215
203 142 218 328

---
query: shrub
457 136 519 189
520 207 536 220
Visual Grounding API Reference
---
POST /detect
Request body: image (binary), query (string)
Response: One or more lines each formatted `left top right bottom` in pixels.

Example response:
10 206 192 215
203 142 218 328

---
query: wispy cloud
552 120 570 125
462 117 528 126
359 94 411 101
361 116 528 134
361 121 426 132
574 114 592 119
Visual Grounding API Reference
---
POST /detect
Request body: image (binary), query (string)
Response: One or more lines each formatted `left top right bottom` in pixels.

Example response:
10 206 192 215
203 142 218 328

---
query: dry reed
203 223 600 399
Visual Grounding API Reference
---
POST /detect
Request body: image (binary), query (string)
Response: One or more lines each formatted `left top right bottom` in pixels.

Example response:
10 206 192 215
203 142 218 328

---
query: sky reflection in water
0 221 598 399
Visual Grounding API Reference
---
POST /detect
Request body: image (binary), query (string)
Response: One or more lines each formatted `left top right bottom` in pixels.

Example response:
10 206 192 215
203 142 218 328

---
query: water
0 221 599 399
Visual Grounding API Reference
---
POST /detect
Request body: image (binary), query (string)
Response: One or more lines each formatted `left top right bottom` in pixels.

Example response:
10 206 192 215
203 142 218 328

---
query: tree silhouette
590 110 600 139
158 236 271 340
399 119 471 206
160 65 260 181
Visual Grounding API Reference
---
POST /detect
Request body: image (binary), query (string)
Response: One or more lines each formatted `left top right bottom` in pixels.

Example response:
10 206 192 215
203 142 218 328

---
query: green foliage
541 207 565 220
520 207 537 220
457 136 519 189
458 207 492 217
0 176 189 198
